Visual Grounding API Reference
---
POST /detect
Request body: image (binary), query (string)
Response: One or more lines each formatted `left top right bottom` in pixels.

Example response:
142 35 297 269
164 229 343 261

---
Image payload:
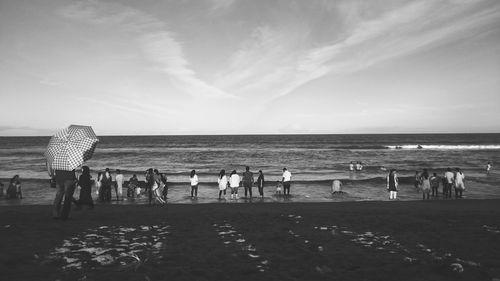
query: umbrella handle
46 160 55 178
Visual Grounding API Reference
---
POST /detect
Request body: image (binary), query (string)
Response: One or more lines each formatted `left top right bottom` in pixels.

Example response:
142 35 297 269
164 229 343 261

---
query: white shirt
115 174 124 186
229 174 240 188
282 170 292 182
218 175 228 189
455 172 465 185
444 171 454 183
190 174 199 186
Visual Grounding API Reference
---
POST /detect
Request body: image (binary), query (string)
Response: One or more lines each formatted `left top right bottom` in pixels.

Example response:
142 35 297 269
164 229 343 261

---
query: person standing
430 173 440 197
96 172 103 201
76 166 94 208
160 173 168 201
421 169 431 200
349 162 354 171
101 168 113 202
52 169 77 220
128 174 139 198
217 169 228 200
115 169 124 201
229 170 240 199
386 169 398 200
190 170 199 199
282 167 292 196
414 171 421 190
454 168 465 199
444 168 454 198
145 169 155 204
151 169 165 204
242 166 254 199
257 170 265 199
486 162 492 175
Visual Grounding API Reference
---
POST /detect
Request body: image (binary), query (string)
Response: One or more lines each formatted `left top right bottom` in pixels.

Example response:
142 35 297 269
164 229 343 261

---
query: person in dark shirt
257 170 265 199
52 169 77 220
242 166 254 199
76 166 94 208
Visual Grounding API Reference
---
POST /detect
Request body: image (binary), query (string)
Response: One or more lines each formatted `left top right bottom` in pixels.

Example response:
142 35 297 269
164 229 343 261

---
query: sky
1 0 499 136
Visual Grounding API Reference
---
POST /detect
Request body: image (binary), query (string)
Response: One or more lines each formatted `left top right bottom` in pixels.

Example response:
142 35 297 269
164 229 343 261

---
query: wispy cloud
58 0 234 99
216 0 500 100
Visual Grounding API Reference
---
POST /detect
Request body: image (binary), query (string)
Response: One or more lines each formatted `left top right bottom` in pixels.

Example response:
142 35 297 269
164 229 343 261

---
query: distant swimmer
349 161 354 171
417 145 423 149
355 161 363 171
380 166 387 172
486 162 492 175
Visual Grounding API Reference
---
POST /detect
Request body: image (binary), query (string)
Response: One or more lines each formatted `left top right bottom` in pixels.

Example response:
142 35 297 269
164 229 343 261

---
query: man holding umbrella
45 125 99 220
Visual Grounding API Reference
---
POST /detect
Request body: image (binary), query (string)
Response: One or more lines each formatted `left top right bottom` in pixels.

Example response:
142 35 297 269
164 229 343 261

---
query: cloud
216 0 500 100
58 0 234 99
209 0 235 12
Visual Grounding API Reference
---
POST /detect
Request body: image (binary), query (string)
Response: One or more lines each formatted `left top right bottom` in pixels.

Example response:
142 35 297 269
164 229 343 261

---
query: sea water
0 134 499 205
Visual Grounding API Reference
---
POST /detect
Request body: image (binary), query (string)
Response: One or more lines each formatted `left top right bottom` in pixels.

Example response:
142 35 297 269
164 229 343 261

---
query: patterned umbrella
44 125 99 171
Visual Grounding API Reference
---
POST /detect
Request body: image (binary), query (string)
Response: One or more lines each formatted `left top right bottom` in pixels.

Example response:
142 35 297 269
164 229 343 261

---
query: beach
1 200 499 281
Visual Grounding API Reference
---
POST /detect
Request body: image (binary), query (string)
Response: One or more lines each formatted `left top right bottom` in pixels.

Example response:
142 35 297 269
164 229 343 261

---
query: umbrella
44 125 99 172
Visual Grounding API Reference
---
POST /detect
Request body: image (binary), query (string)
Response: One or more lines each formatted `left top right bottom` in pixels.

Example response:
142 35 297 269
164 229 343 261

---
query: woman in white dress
454 168 465 199
217 169 228 199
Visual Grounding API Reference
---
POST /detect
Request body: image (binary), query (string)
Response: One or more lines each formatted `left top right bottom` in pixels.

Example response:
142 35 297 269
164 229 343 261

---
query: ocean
0 134 499 205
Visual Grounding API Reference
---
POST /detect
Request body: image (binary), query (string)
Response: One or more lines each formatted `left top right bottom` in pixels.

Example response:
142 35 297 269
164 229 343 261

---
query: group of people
349 161 364 171
386 167 467 200
196 166 292 200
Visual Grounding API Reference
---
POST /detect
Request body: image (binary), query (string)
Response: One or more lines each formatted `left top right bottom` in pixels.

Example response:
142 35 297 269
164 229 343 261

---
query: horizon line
1 132 500 137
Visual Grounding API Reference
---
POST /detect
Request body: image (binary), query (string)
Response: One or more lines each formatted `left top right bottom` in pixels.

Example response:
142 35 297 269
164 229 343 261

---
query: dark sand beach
1 200 499 281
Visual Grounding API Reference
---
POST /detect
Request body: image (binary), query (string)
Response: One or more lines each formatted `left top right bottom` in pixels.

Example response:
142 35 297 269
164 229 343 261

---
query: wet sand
1 200 499 281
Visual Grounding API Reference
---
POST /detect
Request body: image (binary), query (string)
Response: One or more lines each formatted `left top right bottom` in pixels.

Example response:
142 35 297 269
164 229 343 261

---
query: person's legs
284 182 291 196
259 186 263 197
52 183 65 218
194 185 198 197
61 180 76 220
117 184 123 200
148 187 152 204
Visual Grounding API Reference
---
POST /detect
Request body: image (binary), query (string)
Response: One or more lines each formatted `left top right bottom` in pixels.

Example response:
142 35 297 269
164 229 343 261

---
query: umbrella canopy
44 125 99 171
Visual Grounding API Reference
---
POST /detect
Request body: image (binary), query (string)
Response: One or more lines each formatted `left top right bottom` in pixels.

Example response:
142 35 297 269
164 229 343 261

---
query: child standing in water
420 169 431 200
275 180 282 195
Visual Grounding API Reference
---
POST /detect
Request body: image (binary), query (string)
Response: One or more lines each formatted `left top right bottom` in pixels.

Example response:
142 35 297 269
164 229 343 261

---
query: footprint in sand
41 223 171 277
213 221 270 272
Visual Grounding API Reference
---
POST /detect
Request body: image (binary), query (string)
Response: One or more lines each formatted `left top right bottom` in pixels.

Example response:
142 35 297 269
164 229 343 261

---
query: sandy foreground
1 200 499 281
